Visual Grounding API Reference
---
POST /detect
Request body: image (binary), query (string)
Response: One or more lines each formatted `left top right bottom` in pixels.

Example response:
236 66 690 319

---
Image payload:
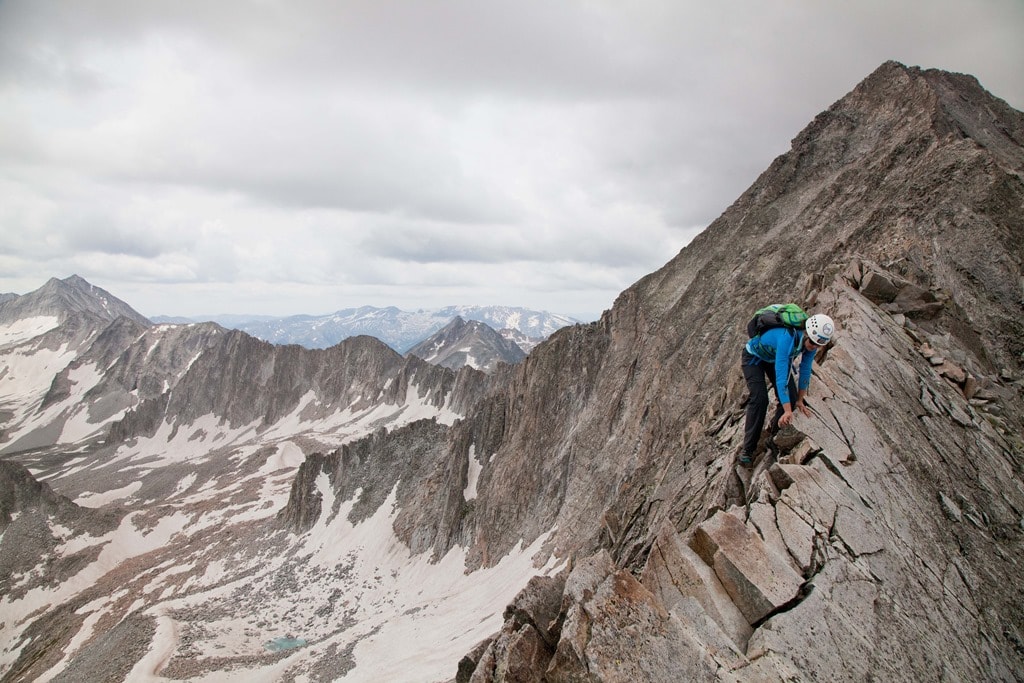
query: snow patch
0 316 59 348
75 481 142 507
464 445 482 502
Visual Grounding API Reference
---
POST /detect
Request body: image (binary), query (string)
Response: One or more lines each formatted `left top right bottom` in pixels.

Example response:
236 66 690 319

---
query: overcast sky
2 1 1022 321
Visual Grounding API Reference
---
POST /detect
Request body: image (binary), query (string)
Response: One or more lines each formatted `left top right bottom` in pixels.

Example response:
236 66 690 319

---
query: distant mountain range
153 305 579 353
2 276 577 375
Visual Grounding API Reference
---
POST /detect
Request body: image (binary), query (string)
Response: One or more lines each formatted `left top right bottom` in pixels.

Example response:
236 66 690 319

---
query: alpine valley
2 61 1023 682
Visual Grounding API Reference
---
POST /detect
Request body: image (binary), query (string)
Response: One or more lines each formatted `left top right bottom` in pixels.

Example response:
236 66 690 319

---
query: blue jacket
745 327 817 406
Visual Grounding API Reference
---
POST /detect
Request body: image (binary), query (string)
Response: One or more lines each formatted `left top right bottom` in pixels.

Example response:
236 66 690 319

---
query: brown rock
938 362 967 385
690 511 805 624
641 522 752 646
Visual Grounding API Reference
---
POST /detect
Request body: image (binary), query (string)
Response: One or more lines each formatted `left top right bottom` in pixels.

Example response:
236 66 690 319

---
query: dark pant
741 349 797 456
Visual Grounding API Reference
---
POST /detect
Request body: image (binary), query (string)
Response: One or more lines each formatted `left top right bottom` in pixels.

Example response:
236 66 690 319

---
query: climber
738 313 834 466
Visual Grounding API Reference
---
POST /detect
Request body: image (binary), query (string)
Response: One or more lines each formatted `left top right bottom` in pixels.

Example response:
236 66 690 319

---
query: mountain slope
406 316 527 372
0 279 500 682
442 60 1024 680
0 275 150 330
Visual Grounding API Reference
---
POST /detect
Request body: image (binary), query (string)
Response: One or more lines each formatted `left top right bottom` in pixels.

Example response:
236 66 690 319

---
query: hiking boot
738 452 754 467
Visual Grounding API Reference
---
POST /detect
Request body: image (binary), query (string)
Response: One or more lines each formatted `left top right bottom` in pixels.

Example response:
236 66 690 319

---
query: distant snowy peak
406 317 526 372
0 275 150 329
434 306 576 340
213 306 580 353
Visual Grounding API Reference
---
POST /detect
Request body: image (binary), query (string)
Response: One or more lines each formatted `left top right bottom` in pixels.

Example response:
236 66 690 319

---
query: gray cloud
1 0 1022 319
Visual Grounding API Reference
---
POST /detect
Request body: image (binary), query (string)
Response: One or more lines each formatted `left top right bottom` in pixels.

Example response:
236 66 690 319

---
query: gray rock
860 271 900 303
691 510 805 624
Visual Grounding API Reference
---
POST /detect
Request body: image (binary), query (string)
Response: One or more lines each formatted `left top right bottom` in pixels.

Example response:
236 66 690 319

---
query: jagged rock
778 437 816 466
277 451 332 532
690 510 805 624
774 500 817 575
419 61 1024 681
962 374 979 399
547 567 719 682
503 574 565 647
939 492 963 523
747 501 802 576
641 521 752 646
860 270 900 303
0 460 80 531
889 282 944 318
468 623 552 683
669 597 749 673
771 426 805 451
938 361 967 385
561 550 615 606
456 639 492 683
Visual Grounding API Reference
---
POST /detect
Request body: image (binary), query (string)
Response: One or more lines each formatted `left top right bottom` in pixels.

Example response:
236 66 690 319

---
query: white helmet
805 314 835 345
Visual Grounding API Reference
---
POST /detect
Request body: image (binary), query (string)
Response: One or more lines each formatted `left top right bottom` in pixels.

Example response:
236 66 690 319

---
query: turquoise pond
265 636 308 652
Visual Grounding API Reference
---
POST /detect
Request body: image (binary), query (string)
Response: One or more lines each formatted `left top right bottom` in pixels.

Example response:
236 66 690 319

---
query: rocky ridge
441 61 1024 680
0 275 150 329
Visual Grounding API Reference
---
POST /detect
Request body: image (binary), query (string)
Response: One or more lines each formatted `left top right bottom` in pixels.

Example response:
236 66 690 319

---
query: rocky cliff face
282 62 1024 680
110 331 486 439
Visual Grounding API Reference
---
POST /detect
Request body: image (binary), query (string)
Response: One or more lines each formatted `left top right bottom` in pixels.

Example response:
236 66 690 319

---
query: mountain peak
406 315 526 372
0 275 151 329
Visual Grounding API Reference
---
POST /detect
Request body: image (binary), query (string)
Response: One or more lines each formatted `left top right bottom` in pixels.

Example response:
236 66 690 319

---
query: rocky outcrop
0 460 119 612
39 316 150 409
278 419 472 556
0 459 79 531
108 331 489 442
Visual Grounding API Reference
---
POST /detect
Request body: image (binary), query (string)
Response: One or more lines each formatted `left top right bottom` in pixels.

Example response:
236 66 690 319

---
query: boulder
690 510 805 624
547 570 718 682
860 271 900 303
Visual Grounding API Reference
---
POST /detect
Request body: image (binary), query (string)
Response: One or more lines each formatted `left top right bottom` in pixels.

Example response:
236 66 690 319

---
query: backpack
746 303 808 338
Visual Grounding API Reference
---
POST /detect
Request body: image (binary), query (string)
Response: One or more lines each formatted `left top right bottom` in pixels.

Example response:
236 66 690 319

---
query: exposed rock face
0 459 78 532
401 61 1024 680
105 331 489 443
0 460 119 614
407 316 527 372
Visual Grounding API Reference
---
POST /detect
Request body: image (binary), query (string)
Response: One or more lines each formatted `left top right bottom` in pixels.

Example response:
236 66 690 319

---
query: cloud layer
2 0 1022 319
